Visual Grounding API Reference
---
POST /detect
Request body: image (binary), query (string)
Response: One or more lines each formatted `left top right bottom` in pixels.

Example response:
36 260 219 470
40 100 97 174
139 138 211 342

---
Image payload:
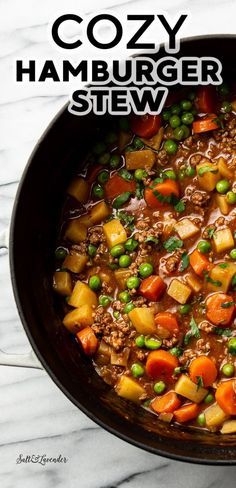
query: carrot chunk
189 356 218 387
146 350 178 380
76 327 98 356
151 391 181 414
105 174 136 200
206 293 235 326
189 249 211 276
154 312 179 339
174 403 200 423
215 379 236 415
139 275 166 301
130 114 161 138
144 179 180 209
192 115 219 134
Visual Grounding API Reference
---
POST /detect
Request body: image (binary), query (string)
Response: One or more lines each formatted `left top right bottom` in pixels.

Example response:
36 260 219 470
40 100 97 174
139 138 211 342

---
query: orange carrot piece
206 293 235 326
151 391 181 414
105 174 136 200
189 356 218 387
76 327 98 356
130 114 161 138
174 403 200 423
215 379 236 415
146 350 178 380
189 249 211 277
154 312 179 339
144 179 180 209
192 115 219 134
139 275 166 301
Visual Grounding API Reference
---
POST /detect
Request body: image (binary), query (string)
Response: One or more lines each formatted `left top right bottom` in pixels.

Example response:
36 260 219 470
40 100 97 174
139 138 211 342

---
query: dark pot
9 35 236 464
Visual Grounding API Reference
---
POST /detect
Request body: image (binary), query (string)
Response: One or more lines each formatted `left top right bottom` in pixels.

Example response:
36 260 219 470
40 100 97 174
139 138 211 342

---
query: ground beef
163 249 184 274
191 190 210 207
88 226 105 245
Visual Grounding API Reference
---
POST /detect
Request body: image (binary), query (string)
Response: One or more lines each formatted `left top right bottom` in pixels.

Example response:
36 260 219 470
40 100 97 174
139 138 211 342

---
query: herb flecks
163 236 184 253
203 271 222 287
184 317 201 345
179 252 190 272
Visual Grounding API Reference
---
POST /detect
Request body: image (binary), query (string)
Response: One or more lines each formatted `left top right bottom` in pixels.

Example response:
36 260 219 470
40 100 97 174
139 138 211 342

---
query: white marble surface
1 0 236 486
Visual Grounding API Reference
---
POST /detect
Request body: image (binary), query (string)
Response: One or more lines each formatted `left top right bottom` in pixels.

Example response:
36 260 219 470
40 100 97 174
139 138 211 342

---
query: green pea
164 139 178 155
230 249 236 260
133 137 144 149
197 240 211 254
228 338 236 355
216 179 230 194
169 115 181 129
204 393 214 404
179 304 191 315
144 337 162 350
118 168 133 181
191 108 197 116
125 238 139 252
126 276 140 289
180 99 192 111
138 262 153 278
185 166 195 177
226 191 236 205
222 362 234 377
55 247 68 260
97 170 109 185
134 169 147 181
181 124 190 138
143 399 152 407
113 311 120 319
124 302 135 314
162 109 171 121
89 275 101 291
99 295 112 307
98 152 110 165
221 101 232 113
154 381 166 394
119 117 130 131
131 363 144 378
109 154 121 169
93 184 104 199
135 334 145 347
105 131 117 144
173 126 185 141
109 263 118 270
181 112 194 125
93 142 106 155
174 367 183 375
110 244 125 258
112 192 132 209
125 146 134 153
118 291 131 303
163 169 177 180
171 104 181 115
88 244 97 258
170 347 183 357
197 413 206 427
119 255 132 268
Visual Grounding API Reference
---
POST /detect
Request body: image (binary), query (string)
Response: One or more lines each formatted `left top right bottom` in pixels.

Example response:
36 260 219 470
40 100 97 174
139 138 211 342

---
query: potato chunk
167 279 192 304
215 194 230 216
205 403 228 430
103 219 127 248
65 220 87 243
174 218 199 240
128 307 156 335
197 162 220 191
185 273 202 293
53 271 72 296
217 157 234 179
175 374 208 403
116 376 146 403
213 228 234 253
207 263 236 292
125 149 156 170
220 419 236 434
63 304 94 334
63 253 88 274
90 201 111 224
114 269 131 289
67 177 90 203
68 280 98 308
77 214 93 228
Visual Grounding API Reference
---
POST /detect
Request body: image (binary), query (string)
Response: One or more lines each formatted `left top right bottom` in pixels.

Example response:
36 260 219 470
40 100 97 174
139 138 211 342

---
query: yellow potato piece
125 149 156 170
185 273 202 293
205 403 228 430
68 280 98 308
128 307 156 335
65 220 87 243
116 376 145 403
213 228 234 253
215 194 230 216
217 157 234 179
175 374 208 403
220 419 236 434
103 219 127 248
175 218 199 240
63 253 88 274
63 304 94 334
90 201 111 224
197 162 220 191
167 279 192 304
207 263 236 293
67 177 90 203
77 214 93 228
53 271 72 297
114 269 131 289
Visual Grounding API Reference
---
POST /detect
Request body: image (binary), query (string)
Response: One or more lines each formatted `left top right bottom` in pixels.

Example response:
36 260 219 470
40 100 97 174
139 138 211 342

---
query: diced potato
141 127 164 150
97 340 111 357
62 253 88 274
63 304 94 334
128 307 156 335
217 157 234 179
220 419 236 434
67 177 90 203
68 280 98 308
90 201 111 224
116 375 146 403
197 162 220 191
77 214 93 228
163 217 177 238
167 279 192 304
110 347 130 367
125 149 156 170
99 270 111 283
53 271 72 296
205 402 228 430
65 220 87 243
114 268 131 289
185 273 202 293
213 228 234 253
118 130 132 151
103 219 127 248
174 218 199 240
215 194 230 216
158 412 173 423
175 374 208 403
207 263 236 292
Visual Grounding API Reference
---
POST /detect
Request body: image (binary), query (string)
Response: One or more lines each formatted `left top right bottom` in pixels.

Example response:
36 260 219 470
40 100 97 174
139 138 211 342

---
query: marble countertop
1 0 236 486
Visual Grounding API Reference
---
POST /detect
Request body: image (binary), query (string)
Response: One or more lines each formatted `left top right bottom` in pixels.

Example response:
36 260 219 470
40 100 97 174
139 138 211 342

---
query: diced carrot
151 391 181 414
144 179 180 209
139 275 166 301
105 174 136 200
195 86 217 113
87 164 103 184
215 379 236 415
192 115 219 134
146 350 178 380
189 356 218 387
154 312 179 339
206 293 235 326
130 114 161 138
174 403 200 423
189 249 211 276
76 327 98 356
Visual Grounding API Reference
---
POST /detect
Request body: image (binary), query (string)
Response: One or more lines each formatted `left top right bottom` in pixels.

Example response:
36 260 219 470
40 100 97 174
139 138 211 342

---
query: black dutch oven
8 36 236 464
